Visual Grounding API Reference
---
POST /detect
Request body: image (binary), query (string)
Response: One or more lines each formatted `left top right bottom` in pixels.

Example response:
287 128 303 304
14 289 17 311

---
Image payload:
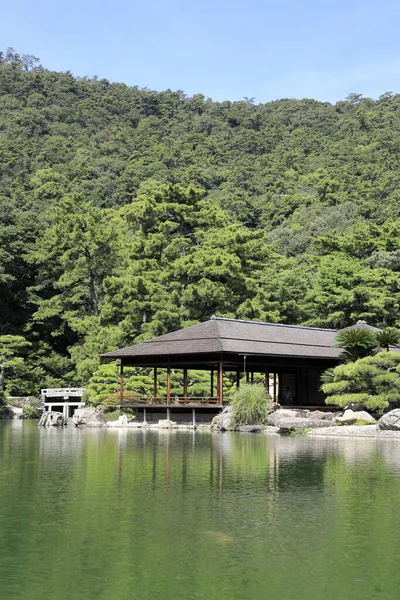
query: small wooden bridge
40 388 86 418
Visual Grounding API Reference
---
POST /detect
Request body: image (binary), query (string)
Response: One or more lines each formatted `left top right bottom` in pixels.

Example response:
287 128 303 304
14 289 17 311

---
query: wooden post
210 368 214 398
265 368 270 395
183 369 188 401
236 369 240 389
246 371 250 383
273 372 277 403
119 363 124 415
167 367 171 405
218 361 223 406
153 367 157 403
251 372 254 384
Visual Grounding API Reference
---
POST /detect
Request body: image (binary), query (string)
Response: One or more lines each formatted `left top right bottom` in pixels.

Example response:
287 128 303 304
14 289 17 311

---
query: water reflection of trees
3 425 400 599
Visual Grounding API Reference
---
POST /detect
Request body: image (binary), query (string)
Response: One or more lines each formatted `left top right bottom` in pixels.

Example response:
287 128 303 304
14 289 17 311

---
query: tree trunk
0 366 5 394
88 268 99 317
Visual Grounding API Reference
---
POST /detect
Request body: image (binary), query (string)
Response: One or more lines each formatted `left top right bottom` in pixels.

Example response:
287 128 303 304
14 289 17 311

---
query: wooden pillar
251 372 254 384
119 362 124 414
167 367 171 405
218 361 223 406
236 369 240 389
246 370 250 383
273 372 277 403
265 368 270 395
153 367 157 403
210 368 214 398
183 369 188 401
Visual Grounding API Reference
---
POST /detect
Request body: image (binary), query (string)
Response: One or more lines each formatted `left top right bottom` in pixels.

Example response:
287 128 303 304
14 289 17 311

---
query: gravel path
308 425 400 438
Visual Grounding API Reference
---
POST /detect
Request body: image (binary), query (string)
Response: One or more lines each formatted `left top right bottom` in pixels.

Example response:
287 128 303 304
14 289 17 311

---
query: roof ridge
210 316 336 333
211 317 224 352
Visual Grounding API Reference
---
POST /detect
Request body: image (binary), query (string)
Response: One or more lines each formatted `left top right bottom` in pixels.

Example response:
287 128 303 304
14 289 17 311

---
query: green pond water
1 422 400 600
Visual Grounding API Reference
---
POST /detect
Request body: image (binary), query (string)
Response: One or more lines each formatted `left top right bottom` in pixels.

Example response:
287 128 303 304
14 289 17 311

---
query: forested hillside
2 49 400 396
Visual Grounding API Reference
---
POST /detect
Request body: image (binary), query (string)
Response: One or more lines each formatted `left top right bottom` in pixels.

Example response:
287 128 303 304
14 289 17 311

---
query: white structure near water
41 388 86 418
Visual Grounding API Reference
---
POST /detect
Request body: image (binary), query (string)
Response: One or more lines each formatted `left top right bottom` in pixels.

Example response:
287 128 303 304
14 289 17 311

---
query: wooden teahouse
100 316 376 422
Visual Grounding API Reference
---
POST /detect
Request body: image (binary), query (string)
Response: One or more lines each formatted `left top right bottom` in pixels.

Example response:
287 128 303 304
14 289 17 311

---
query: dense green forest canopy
2 48 400 396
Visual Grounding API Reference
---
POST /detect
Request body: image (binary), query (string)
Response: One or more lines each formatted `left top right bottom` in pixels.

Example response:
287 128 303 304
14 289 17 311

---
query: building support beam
167 367 171 405
183 369 188 401
210 368 214 398
218 360 223 406
119 363 124 415
153 367 157 403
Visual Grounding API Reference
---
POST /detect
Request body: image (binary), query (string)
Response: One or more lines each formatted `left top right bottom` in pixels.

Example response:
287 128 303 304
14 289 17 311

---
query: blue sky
2 0 400 103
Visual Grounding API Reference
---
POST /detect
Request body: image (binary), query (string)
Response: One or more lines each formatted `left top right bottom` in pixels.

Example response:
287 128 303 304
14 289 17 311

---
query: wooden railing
120 396 226 406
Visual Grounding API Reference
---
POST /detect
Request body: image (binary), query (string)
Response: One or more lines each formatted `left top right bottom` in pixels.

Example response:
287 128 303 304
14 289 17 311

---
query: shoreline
4 419 400 439
307 425 400 438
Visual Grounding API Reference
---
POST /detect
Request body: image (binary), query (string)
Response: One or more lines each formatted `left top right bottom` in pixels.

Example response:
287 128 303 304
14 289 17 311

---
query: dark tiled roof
339 320 382 333
101 317 343 360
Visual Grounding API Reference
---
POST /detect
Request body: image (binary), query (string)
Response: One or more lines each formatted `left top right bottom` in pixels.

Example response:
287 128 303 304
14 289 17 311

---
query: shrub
102 391 139 412
22 405 40 419
230 383 271 426
321 351 400 412
334 329 377 362
102 395 119 412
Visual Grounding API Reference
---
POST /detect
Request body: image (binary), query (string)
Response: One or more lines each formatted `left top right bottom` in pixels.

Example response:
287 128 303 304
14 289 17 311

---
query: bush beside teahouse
230 383 272 426
322 351 400 412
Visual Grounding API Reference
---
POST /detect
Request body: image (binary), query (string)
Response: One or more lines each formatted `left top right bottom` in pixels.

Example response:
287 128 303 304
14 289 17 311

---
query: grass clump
230 383 271 426
353 419 377 426
105 409 121 422
105 408 135 422
22 405 40 419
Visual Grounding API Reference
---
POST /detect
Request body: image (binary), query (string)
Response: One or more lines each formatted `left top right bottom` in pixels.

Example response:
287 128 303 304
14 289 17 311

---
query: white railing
41 388 86 399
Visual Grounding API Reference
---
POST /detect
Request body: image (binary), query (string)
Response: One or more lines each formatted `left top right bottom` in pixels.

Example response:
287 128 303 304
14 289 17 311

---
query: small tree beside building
0 335 31 403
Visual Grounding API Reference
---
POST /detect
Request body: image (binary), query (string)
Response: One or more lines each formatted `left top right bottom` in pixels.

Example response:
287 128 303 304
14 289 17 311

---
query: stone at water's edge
267 409 305 425
158 419 176 429
237 425 264 433
0 407 15 419
211 406 234 431
107 414 129 427
38 411 66 427
378 409 400 431
278 418 336 434
72 407 107 427
335 409 375 425
211 405 334 432
267 409 336 427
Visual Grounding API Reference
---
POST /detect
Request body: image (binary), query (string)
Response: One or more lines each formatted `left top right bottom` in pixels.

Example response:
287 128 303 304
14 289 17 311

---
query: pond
1 421 400 600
